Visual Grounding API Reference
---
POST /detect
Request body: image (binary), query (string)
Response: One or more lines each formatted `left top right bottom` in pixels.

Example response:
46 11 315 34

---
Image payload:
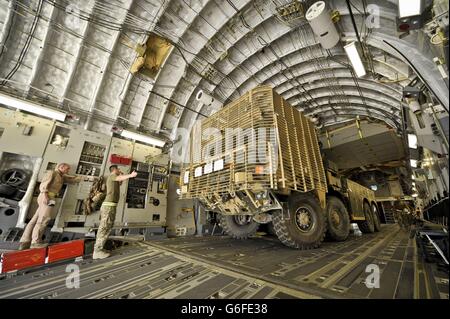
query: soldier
93 165 137 260
393 208 403 227
19 163 82 250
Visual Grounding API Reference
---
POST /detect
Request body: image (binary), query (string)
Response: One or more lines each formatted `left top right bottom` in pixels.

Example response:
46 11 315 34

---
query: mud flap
281 202 290 220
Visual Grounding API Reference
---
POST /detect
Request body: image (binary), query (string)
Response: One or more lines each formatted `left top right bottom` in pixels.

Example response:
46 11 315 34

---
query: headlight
255 191 267 200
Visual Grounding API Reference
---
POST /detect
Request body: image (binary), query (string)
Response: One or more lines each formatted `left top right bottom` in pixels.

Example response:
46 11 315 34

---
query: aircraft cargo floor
0 224 448 299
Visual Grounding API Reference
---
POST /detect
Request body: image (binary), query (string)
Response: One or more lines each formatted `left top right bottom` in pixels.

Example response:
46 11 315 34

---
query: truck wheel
326 196 350 241
372 204 381 232
267 222 276 236
218 214 259 239
272 193 326 249
357 203 375 233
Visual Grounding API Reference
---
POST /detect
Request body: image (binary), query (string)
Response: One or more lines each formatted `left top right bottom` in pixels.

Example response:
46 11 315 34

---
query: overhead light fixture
397 0 425 31
411 193 419 198
398 0 423 18
344 41 366 77
120 129 166 148
0 92 66 121
408 134 418 149
410 159 418 168
411 174 415 180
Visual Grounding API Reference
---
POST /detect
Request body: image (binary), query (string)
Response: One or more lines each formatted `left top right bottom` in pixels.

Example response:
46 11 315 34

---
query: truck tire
267 222 276 236
272 193 326 249
218 214 259 239
357 202 375 233
326 196 350 241
372 204 381 232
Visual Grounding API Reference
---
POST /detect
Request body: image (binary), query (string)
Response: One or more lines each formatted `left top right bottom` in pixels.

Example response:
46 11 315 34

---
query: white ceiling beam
59 1 96 107
84 0 134 130
174 7 411 136
25 2 58 97
127 0 174 129
137 0 218 131
142 0 260 133
114 0 169 127
0 0 15 67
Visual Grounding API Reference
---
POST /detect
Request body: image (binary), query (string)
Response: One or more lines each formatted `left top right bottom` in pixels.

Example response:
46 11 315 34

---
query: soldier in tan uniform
19 163 82 250
93 165 137 260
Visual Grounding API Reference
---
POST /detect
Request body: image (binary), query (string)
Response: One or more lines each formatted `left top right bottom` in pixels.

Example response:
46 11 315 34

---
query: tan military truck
180 86 381 249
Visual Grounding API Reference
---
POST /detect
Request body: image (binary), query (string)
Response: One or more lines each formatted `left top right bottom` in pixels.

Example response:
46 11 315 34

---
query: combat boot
93 250 110 260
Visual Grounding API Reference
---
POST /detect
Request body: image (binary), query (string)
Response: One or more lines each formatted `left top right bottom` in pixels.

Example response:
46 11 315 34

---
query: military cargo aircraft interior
0 0 448 305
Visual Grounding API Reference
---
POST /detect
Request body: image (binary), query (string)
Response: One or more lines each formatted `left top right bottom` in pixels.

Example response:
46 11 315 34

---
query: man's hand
42 193 49 205
116 170 138 182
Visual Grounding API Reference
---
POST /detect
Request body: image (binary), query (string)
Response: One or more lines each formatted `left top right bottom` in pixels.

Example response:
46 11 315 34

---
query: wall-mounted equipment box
44 126 111 232
76 142 107 177
0 107 54 158
39 123 111 179
120 143 166 227
126 160 150 209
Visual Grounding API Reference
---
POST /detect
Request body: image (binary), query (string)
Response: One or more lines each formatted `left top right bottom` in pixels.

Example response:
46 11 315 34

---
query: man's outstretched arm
115 171 138 182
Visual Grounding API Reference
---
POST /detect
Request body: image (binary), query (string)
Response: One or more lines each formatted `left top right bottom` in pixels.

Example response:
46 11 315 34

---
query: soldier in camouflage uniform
394 209 403 227
93 165 137 260
394 203 414 230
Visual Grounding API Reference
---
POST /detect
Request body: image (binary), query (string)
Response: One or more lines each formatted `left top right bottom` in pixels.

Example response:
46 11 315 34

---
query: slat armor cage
180 86 326 203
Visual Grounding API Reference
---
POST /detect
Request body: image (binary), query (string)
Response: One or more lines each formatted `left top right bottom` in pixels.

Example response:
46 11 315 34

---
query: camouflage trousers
94 205 117 252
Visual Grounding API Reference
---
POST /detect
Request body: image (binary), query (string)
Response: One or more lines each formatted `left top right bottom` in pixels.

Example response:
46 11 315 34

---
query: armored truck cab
180 86 380 249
